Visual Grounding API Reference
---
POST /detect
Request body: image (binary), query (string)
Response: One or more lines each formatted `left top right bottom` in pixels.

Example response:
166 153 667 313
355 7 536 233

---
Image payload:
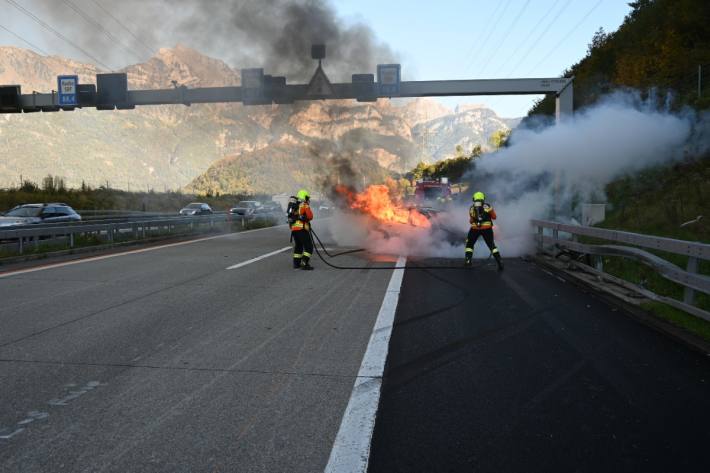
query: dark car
258 200 282 214
179 203 213 216
229 201 262 217
0 203 81 228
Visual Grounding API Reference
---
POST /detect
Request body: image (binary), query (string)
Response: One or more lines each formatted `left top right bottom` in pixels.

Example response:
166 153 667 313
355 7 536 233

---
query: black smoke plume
39 0 396 80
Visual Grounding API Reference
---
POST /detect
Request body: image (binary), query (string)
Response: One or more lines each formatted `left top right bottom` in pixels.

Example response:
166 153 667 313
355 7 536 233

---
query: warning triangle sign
306 64 334 98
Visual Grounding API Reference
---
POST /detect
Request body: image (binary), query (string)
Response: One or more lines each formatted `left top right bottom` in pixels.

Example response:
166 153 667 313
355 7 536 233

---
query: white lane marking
225 246 291 270
0 224 288 279
325 255 407 473
0 428 25 440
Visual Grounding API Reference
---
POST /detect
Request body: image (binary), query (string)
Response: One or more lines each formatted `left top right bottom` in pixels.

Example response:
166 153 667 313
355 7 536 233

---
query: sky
335 0 632 116
0 0 633 118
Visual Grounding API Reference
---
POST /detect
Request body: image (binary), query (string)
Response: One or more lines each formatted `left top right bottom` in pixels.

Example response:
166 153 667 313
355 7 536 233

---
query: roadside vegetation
593 154 710 338
602 155 710 243
406 145 483 182
526 0 710 121
522 0 710 338
0 175 265 214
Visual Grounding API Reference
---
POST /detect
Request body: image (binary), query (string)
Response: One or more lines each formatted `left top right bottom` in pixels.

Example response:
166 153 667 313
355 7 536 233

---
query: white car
0 203 81 228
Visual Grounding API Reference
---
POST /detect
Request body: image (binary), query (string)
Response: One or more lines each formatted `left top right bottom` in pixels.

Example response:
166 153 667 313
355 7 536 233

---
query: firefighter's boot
494 253 504 271
301 256 314 271
293 257 302 269
464 253 473 267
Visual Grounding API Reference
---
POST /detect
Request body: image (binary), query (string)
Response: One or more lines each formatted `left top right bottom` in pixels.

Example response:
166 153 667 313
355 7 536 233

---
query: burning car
335 184 432 229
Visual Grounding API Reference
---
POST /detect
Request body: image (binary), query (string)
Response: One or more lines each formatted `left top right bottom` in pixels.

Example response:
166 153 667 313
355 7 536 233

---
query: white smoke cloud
476 93 697 257
326 92 707 260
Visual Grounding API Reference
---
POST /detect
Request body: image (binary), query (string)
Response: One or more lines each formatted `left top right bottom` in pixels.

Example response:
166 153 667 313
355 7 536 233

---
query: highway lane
368 258 710 473
0 222 396 472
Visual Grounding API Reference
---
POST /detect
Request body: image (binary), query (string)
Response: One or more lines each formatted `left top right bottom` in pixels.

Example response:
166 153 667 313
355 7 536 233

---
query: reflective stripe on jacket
290 202 313 231
469 203 497 229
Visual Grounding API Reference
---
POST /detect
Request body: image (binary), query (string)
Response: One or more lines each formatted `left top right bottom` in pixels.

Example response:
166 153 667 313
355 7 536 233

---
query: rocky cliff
0 45 519 194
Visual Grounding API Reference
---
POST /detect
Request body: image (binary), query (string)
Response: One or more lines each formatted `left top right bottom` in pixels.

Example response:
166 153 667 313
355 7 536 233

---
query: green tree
489 129 511 149
42 175 56 193
469 144 483 159
455 144 465 158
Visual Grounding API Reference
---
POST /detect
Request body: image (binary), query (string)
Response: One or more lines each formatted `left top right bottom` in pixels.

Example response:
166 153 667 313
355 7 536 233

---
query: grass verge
641 301 710 343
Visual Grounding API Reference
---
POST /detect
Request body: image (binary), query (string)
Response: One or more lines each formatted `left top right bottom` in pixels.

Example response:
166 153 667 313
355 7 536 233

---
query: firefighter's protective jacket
469 203 496 229
290 202 313 231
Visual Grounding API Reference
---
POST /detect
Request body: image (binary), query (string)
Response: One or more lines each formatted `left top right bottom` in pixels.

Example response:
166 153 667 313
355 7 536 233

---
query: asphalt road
0 222 396 473
4 221 710 473
368 258 710 473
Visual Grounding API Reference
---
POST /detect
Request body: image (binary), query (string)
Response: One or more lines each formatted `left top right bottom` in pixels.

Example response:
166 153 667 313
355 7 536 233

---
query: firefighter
289 189 314 270
465 191 503 270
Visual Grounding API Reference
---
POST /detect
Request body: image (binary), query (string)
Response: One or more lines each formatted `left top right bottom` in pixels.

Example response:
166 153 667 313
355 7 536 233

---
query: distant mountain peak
0 45 99 91
127 44 239 89
454 103 488 113
397 97 453 127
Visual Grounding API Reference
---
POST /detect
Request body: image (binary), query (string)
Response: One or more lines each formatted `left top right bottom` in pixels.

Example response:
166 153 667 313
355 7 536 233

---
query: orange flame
335 184 431 228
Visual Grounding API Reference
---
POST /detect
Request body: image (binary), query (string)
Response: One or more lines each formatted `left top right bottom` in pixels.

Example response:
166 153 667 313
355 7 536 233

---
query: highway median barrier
0 212 281 263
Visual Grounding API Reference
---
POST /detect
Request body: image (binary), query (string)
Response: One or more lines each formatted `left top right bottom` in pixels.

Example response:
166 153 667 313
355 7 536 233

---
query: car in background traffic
0 203 81 228
229 201 262 217
310 200 333 216
258 200 282 214
179 203 213 216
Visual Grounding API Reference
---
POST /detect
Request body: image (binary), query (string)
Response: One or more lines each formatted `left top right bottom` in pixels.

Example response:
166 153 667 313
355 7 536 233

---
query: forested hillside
526 0 710 120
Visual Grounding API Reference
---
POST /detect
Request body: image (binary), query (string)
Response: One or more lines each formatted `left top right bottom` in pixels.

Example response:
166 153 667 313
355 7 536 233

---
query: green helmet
296 189 310 201
472 191 485 201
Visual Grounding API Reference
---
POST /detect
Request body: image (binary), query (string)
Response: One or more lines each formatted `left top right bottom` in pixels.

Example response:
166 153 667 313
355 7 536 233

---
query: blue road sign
57 75 78 106
377 64 401 97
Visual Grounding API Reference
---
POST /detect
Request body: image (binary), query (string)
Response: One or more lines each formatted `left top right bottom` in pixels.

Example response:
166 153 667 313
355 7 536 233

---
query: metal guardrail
532 219 710 322
0 213 277 256
2 211 231 230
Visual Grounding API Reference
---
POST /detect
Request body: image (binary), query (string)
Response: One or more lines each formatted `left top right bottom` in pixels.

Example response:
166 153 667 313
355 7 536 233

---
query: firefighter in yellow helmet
287 189 315 270
465 191 503 270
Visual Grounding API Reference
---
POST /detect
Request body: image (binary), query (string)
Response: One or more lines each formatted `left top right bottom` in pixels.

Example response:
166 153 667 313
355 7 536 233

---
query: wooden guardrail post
684 256 698 305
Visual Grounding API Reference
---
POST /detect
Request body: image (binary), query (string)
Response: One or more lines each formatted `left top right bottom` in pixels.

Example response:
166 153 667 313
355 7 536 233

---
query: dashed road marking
0 224 288 279
0 428 25 440
325 255 407 473
225 246 291 270
0 380 104 442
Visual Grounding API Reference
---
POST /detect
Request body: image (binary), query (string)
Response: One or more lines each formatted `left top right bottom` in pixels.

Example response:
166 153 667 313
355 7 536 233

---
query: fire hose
308 227 492 270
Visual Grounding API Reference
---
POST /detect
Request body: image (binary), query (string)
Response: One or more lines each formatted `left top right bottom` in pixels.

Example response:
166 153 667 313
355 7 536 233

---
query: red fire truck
414 177 452 208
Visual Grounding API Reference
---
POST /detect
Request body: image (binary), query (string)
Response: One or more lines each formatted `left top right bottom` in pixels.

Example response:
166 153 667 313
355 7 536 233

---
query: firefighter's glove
483 204 492 212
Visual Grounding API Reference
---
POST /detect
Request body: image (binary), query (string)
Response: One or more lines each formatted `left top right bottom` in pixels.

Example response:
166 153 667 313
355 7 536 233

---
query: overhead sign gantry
0 44 574 121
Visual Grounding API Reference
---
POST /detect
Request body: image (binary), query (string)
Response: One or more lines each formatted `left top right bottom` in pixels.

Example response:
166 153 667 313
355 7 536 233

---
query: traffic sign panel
57 75 78 106
307 65 334 98
377 64 401 97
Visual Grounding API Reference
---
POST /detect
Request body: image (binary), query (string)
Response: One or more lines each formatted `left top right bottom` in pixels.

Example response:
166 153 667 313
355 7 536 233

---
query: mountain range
0 45 519 194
